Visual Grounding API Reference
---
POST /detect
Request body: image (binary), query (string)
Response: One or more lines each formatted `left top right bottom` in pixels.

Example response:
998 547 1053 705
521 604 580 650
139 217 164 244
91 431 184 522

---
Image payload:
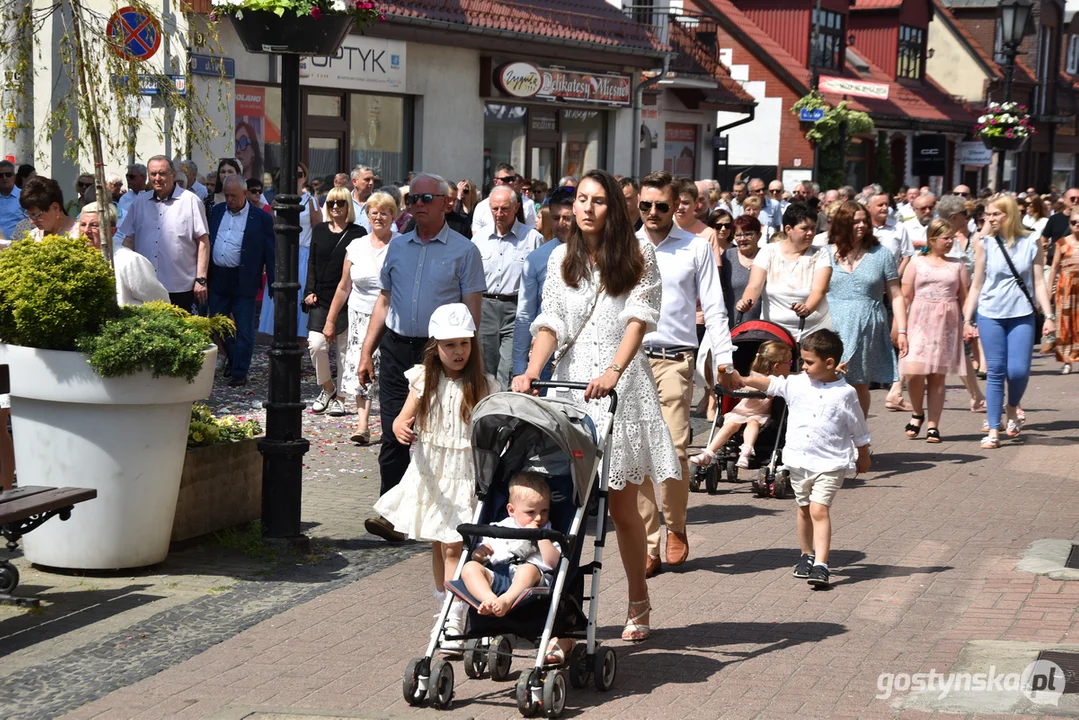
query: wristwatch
194 277 207 286
719 364 736 375
608 362 623 375
1047 313 1056 321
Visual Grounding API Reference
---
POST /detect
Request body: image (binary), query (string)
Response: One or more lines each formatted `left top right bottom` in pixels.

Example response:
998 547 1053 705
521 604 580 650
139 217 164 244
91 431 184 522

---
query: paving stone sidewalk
39 353 1079 720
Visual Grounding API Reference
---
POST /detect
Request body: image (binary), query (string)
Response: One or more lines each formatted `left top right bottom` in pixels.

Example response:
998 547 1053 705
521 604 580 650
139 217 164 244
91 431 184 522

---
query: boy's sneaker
312 386 336 413
326 398 346 417
792 553 814 578
807 564 830 588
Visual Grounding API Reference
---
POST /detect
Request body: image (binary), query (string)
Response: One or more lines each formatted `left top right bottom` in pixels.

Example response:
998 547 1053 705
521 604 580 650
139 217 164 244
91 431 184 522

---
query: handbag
992 235 1037 314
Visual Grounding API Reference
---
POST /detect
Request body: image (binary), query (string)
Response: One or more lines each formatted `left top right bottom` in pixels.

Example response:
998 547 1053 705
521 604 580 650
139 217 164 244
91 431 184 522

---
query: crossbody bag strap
549 286 601 373
992 235 1037 313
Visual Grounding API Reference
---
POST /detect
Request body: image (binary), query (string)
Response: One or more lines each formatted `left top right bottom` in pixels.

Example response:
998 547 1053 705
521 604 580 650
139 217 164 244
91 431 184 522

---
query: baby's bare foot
492 596 513 617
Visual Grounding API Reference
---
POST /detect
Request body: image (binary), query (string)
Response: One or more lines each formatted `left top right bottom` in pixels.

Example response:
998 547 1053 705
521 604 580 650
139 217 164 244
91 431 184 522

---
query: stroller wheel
773 469 791 500
516 668 541 717
489 635 513 681
704 464 720 494
463 639 487 679
753 469 771 498
542 670 568 718
593 646 617 692
402 657 429 706
689 466 703 493
428 657 454 710
725 459 739 483
568 643 590 688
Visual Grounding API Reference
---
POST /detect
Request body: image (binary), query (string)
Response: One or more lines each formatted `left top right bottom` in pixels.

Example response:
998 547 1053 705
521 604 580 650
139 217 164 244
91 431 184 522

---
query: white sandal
689 449 715 467
621 599 651 642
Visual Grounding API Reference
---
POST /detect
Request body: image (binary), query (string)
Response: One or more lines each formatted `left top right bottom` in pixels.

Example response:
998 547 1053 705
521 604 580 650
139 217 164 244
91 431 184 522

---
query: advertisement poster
234 84 281 182
664 123 697 177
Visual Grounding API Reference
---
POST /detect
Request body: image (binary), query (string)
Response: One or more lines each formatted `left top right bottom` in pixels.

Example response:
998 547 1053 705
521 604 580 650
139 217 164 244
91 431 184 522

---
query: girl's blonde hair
751 340 793 374
922 217 953 254
989 196 1027 247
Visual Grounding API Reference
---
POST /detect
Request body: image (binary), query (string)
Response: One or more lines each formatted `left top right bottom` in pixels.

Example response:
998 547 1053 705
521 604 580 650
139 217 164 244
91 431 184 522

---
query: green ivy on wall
791 92 875 190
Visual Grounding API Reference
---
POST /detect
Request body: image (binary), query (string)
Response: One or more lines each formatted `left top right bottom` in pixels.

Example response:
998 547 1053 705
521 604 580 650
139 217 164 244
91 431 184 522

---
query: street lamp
995 0 1033 192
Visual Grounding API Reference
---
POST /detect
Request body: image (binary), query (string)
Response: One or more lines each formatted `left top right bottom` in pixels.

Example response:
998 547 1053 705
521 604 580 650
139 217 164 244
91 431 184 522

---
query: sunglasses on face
956 192 970 197
407 193 445 205
77 181 92 189
638 200 670 214
1068 196 1079 203
712 222 731 230
1070 220 1079 227
249 187 263 194
768 189 783 195
297 170 306 177
326 199 348 209
125 173 138 179
236 136 253 151
494 175 518 184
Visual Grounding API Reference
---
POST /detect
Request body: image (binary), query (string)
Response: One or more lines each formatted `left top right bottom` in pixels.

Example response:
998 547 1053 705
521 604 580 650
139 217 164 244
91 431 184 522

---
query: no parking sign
107 6 161 62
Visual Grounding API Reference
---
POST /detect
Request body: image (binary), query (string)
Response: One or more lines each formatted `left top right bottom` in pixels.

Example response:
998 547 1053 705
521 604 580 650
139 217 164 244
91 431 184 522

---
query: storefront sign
911 134 947 176
818 76 890 101
494 63 632 106
956 141 992 166
664 123 697 176
301 37 405 92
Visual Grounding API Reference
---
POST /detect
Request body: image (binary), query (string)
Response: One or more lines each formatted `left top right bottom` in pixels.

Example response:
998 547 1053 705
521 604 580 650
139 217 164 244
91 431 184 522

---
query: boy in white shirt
742 329 871 588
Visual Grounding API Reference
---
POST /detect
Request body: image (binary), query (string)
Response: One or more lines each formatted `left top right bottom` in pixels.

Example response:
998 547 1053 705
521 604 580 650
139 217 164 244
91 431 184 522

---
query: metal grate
1035 651 1079 694
1065 544 1079 570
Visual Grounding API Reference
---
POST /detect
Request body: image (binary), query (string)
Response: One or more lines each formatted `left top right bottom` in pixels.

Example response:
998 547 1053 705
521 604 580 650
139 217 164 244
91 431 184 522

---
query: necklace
837 246 865 272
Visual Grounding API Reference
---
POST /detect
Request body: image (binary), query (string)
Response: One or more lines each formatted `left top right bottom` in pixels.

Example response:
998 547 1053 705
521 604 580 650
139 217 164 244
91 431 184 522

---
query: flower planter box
981 135 1029 152
228 10 353 55
0 344 216 570
172 438 263 543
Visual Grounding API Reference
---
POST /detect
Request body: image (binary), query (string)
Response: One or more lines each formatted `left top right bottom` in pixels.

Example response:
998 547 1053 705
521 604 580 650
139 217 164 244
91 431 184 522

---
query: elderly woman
305 186 366 417
964 196 1054 448
741 196 774 241
79 202 169 306
695 207 735 418
722 215 765 326
323 190 397 444
20 176 79 241
737 202 832 339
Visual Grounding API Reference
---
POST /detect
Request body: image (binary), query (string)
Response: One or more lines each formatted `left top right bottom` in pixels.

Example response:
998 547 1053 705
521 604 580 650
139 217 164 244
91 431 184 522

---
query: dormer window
897 25 925 80
810 8 844 71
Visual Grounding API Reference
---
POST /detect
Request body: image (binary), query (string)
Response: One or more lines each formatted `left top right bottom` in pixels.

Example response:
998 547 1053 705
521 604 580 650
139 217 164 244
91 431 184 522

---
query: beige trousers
308 330 348 388
637 353 694 559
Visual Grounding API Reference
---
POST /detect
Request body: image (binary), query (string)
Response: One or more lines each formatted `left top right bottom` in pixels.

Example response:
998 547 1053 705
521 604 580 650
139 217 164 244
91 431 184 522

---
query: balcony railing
622 3 725 78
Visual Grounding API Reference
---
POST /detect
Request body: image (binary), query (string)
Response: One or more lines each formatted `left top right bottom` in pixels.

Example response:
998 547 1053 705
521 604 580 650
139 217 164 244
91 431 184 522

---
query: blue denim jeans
976 312 1035 431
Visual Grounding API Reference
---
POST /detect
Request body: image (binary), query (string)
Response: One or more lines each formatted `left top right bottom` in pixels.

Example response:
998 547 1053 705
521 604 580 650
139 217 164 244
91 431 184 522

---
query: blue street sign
799 108 825 122
112 74 187 96
189 53 236 79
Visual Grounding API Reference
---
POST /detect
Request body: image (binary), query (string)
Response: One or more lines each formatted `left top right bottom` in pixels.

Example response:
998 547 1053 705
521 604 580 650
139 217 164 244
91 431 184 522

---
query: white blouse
345 234 392 314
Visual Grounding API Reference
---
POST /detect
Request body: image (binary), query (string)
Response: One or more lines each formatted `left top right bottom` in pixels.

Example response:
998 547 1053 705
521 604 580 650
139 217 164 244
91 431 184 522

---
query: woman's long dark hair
561 169 643 297
829 201 878 260
415 335 490 431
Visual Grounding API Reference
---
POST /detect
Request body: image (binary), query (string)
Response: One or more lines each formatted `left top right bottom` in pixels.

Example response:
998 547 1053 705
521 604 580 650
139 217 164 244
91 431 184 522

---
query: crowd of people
2 152 1077 663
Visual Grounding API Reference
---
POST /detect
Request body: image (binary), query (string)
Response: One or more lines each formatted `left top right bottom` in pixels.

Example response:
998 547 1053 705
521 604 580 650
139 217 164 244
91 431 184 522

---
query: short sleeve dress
827 243 900 384
373 365 498 543
531 240 681 490
898 255 967 377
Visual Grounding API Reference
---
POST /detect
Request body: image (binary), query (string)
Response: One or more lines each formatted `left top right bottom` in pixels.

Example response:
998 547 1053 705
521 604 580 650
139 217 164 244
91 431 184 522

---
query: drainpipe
631 53 670 180
713 105 755 188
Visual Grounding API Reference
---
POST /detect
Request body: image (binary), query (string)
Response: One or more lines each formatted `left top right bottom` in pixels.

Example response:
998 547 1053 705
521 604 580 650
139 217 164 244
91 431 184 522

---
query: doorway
530 144 557 188
302 89 348 187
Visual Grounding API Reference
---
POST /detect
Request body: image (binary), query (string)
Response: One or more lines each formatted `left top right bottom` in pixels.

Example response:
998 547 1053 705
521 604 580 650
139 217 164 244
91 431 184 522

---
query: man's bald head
694 180 712 220
489 185 519 235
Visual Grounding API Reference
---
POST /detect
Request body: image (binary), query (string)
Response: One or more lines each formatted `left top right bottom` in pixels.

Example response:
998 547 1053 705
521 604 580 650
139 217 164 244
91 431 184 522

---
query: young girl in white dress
373 302 498 647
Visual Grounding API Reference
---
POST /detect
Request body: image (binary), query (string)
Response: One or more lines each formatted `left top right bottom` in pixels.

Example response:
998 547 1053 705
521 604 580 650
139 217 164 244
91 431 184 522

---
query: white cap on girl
428 303 476 340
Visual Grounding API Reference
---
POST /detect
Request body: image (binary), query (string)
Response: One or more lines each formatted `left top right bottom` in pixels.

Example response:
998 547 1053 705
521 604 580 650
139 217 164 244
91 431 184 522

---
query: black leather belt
643 346 696 361
385 329 429 345
483 293 518 302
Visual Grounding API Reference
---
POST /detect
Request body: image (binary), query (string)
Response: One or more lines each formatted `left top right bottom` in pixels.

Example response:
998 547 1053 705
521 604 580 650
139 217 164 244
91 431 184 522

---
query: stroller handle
457 523 567 547
531 381 618 415
717 386 769 400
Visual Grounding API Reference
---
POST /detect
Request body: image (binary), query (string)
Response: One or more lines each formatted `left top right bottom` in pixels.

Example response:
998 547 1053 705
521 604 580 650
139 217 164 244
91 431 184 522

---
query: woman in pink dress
899 218 969 443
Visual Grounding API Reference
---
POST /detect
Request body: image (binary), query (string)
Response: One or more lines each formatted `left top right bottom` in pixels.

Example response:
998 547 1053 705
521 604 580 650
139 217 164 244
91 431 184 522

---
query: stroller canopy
470 392 598 504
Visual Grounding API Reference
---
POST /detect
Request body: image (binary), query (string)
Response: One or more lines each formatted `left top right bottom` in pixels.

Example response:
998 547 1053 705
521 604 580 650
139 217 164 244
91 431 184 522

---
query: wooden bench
0 364 98 606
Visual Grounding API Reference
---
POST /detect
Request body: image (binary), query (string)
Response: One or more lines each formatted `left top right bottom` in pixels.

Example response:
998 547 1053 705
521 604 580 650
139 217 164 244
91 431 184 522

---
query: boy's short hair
800 329 844 364
509 471 551 503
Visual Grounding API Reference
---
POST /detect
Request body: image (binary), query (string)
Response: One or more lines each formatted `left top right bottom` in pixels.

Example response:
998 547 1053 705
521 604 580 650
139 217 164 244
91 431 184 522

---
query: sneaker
312 386 336 413
793 553 815 579
326 398 346 417
807 564 830 588
441 601 467 656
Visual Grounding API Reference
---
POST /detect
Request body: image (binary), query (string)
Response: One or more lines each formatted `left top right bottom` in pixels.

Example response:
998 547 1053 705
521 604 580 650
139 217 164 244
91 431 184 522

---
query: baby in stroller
691 340 793 468
462 471 562 617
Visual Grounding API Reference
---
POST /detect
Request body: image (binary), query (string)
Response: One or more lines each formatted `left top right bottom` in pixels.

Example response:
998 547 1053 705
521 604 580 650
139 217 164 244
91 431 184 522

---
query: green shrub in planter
78 301 236 382
0 235 118 350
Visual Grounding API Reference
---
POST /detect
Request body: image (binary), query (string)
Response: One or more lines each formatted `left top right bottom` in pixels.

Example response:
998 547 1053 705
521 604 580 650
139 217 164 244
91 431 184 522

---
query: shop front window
235 84 282 187
350 94 410 185
561 110 604 180
484 103 527 188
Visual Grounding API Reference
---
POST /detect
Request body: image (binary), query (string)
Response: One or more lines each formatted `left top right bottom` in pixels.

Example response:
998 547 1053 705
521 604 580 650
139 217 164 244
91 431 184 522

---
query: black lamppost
994 0 1033 192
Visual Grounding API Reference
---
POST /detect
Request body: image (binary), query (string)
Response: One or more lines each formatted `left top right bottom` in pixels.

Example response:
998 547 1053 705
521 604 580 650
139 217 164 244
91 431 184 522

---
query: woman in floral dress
512 169 681 644
1049 207 1079 374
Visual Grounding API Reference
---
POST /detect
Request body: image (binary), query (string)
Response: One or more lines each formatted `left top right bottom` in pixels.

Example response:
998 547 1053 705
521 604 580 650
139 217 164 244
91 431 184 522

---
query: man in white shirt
471 163 537 236
117 163 147 217
766 179 787 230
633 170 739 576
474 186 543 389
902 193 936 249
895 186 919 223
868 192 915 411
729 181 748 218
180 159 208 201
351 165 377 231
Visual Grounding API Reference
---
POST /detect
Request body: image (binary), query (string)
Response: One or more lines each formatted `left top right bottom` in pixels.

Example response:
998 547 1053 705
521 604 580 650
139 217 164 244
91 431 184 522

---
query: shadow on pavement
678 547 865 575
685 501 783 525
866 451 985 480
0 584 161 658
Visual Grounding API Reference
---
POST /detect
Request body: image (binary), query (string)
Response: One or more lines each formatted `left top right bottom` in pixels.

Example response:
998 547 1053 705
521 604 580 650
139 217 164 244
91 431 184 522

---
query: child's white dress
374 365 497 544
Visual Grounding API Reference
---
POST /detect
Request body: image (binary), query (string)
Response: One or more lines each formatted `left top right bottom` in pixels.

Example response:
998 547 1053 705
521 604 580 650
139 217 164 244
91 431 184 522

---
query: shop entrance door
530 144 557 188
305 132 346 189
302 89 348 187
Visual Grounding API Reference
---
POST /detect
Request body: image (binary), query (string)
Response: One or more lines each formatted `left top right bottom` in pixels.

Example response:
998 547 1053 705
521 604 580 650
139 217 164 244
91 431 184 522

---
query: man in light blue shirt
0 160 23 239
512 187 575 379
356 173 486 542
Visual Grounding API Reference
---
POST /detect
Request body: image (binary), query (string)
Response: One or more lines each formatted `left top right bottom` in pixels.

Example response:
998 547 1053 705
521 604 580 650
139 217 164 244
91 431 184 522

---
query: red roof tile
380 0 667 55
699 0 813 87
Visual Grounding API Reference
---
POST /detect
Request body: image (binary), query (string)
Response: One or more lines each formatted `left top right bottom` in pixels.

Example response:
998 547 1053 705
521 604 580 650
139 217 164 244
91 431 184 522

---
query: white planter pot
0 344 217 569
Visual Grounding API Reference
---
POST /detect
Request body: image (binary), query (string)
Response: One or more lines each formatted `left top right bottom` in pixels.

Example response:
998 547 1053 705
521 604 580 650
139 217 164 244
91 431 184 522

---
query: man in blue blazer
209 174 275 387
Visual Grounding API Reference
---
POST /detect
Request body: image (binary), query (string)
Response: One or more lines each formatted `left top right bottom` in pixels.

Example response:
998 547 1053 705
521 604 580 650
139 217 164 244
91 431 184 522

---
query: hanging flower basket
973 101 1035 152
214 1 383 55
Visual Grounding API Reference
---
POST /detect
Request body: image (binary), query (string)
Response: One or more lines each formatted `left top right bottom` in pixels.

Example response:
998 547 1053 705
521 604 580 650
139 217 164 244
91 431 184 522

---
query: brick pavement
40 354 1079 718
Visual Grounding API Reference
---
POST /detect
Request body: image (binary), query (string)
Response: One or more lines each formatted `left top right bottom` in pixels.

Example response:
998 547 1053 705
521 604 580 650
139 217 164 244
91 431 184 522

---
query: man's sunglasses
326 199 349 209
125 173 139 179
77 181 93 189
639 200 670 214
768 189 783 195
407 193 446 205
494 175 518 184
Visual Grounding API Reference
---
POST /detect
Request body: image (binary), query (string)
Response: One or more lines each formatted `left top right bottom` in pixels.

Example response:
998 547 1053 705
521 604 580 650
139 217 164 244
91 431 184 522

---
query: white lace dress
373 365 498 543
531 240 681 490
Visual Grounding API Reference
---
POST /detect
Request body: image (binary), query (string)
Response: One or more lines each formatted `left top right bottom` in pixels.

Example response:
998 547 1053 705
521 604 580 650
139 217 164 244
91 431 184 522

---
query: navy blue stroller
401 382 618 717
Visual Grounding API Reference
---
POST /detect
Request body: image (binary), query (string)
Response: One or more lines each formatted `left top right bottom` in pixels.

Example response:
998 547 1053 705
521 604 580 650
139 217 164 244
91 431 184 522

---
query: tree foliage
792 92 875 190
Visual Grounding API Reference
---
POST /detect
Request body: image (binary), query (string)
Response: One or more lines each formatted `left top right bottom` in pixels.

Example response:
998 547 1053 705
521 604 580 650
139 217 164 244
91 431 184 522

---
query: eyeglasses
26 210 45 221
734 233 758 241
236 136 253 151
494 175 518 184
407 193 445 205
326 199 348 209
638 201 670 214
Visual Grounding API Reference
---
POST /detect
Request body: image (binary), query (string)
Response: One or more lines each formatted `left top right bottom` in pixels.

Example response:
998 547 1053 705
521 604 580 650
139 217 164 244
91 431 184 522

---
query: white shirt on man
873 216 915 267
903 217 929 249
471 196 537 236
473 219 544 296
212 201 249 268
637 225 733 368
766 373 871 473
